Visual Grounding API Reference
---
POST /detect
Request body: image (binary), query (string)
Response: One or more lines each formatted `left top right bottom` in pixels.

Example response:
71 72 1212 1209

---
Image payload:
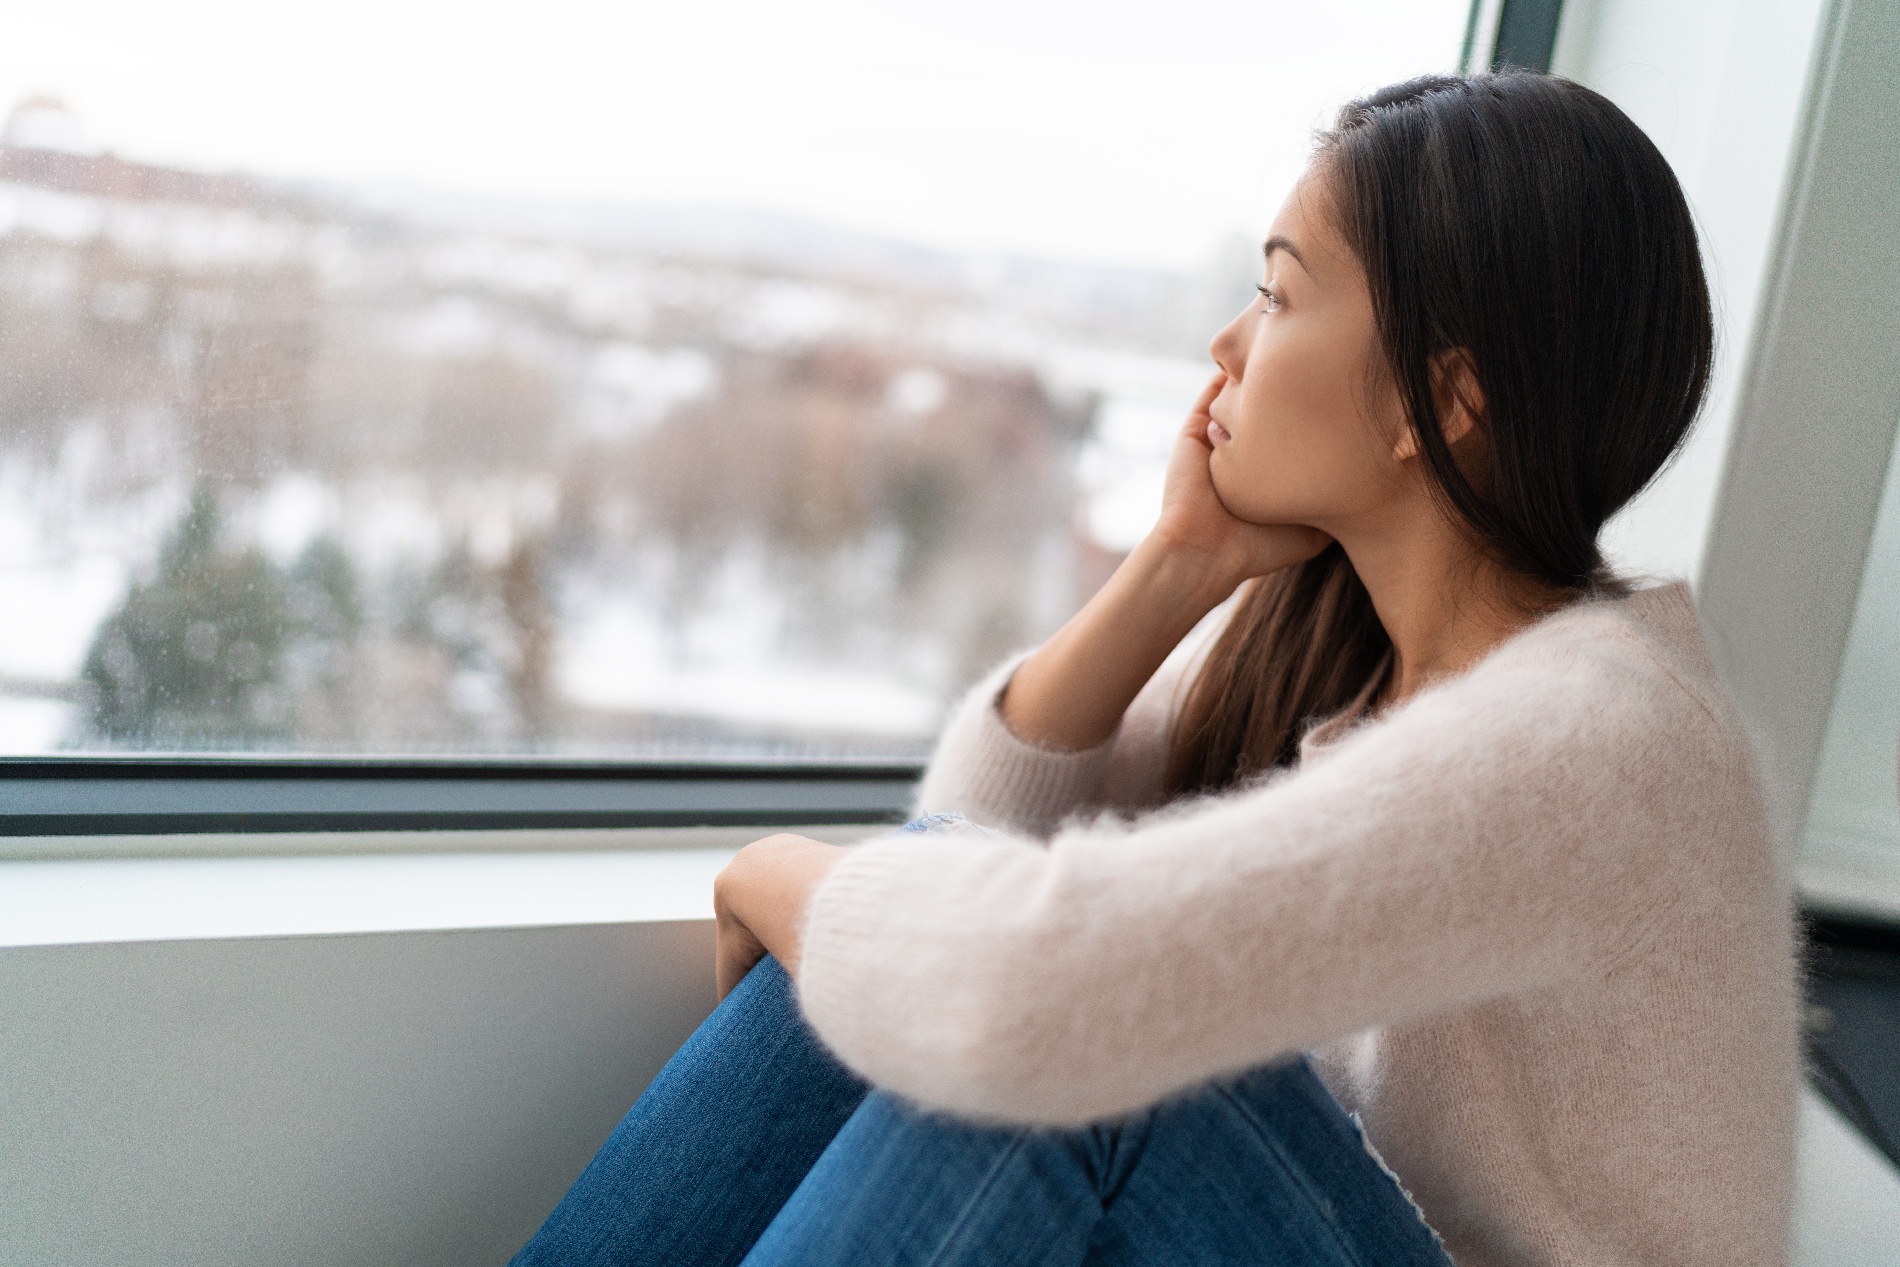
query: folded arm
796 646 1717 1126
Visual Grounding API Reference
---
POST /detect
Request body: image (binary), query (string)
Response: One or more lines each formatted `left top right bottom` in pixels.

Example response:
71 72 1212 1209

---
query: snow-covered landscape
0 100 1231 756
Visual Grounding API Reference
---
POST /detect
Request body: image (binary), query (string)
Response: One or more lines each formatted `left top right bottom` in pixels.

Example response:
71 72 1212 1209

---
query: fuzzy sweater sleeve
798 629 1736 1126
911 609 1222 836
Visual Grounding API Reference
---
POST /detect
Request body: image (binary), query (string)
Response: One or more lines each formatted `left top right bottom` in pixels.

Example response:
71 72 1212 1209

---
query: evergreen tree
79 487 296 747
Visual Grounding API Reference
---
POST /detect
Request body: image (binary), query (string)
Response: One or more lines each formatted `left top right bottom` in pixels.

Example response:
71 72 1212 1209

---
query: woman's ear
1391 424 1420 462
1431 348 1485 448
1388 350 1484 464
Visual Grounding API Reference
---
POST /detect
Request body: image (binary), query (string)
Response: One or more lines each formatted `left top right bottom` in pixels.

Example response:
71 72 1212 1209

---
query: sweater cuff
912 654 1119 838
795 835 930 1072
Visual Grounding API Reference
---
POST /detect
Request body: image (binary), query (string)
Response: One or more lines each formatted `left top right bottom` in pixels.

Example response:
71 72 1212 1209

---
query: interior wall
0 921 715 1267
1691 0 1900 850
1549 0 1830 580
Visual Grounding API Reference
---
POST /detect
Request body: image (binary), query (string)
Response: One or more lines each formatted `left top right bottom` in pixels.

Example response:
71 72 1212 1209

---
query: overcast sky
0 0 1468 271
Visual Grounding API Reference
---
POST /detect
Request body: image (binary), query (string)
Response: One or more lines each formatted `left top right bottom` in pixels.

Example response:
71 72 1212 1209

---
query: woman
516 72 1798 1266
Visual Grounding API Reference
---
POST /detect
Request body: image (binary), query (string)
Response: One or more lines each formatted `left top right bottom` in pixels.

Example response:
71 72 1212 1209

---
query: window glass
0 1 1468 757
1804 435 1900 886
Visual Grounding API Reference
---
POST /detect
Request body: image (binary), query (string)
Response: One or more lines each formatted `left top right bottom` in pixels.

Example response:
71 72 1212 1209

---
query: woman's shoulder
1259 581 1746 786
1277 581 1774 897
1500 581 1727 711
1439 579 1761 779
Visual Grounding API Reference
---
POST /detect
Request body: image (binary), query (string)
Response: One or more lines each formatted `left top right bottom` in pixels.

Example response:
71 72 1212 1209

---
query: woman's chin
1207 461 1277 525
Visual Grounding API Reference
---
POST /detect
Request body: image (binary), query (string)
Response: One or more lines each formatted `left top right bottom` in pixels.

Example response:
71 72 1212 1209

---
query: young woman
515 72 1798 1267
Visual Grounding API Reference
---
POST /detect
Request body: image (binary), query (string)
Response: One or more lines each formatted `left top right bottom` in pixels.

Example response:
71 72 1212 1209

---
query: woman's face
1206 168 1409 532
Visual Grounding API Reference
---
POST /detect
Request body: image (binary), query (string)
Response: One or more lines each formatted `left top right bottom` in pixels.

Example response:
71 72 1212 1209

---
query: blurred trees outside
80 488 355 746
81 488 297 746
0 73 1375 758
0 136 1128 754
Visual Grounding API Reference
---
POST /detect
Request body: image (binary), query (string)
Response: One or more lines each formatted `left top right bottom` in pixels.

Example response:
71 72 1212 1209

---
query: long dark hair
1166 72 1714 796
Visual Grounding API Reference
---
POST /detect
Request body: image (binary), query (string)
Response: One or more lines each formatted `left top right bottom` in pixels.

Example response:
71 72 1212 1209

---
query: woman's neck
1342 515 1569 711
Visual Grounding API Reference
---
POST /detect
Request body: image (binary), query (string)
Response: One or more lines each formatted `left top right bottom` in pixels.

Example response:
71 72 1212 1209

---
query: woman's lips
1207 416 1233 445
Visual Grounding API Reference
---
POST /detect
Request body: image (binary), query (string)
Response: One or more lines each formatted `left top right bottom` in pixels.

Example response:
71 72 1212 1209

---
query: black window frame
0 755 922 836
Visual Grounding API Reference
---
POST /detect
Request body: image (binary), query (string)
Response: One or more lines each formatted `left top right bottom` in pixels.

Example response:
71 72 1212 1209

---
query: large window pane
0 1 1468 757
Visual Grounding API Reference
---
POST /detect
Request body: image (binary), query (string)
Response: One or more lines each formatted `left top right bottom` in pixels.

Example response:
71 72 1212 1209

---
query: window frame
0 755 922 837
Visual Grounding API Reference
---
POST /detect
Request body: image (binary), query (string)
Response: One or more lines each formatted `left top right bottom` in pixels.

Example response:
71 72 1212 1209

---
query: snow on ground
555 585 941 738
0 699 73 752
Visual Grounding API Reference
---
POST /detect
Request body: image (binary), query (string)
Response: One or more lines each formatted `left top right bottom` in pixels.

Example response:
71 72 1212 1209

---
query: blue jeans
511 957 1449 1266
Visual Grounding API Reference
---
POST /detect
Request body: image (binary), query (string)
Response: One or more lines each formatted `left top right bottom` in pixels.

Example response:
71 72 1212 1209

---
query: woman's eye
1256 284 1281 312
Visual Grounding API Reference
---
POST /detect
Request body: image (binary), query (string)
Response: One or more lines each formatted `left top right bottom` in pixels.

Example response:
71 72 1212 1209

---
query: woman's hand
712 834 848 998
997 373 1330 753
1151 372 1332 592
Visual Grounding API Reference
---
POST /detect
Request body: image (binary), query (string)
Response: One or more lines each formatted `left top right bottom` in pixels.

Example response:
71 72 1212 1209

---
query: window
0 1 1469 761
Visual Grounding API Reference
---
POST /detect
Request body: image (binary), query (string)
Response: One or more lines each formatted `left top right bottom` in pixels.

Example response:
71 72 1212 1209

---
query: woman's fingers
1154 403 1335 582
713 851 769 998
1182 372 1226 439
1192 370 1225 411
711 835 846 998
715 911 768 999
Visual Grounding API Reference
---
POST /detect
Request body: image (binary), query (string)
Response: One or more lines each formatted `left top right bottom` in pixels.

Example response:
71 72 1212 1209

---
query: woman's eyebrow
1263 235 1310 272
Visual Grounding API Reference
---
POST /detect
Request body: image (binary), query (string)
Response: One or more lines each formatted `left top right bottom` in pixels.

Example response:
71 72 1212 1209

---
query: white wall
5 907 1896 1267
1551 0 1830 581
0 921 715 1267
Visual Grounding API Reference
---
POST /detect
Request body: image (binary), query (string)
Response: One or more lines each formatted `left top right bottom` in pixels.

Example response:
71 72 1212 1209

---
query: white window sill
0 825 885 948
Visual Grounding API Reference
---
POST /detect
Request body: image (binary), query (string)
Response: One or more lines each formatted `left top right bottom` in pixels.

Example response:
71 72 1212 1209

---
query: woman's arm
999 373 1329 752
712 374 1329 995
793 646 1727 1125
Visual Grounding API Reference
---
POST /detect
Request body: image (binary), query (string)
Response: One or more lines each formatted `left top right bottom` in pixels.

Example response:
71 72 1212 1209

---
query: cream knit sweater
797 582 1799 1267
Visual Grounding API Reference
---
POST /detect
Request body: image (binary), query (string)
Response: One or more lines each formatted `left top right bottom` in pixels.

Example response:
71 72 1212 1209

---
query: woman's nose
1209 315 1245 378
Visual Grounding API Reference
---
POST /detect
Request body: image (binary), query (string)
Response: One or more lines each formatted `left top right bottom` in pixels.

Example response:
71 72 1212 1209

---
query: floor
1806 914 1900 1170
1793 912 1900 1267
